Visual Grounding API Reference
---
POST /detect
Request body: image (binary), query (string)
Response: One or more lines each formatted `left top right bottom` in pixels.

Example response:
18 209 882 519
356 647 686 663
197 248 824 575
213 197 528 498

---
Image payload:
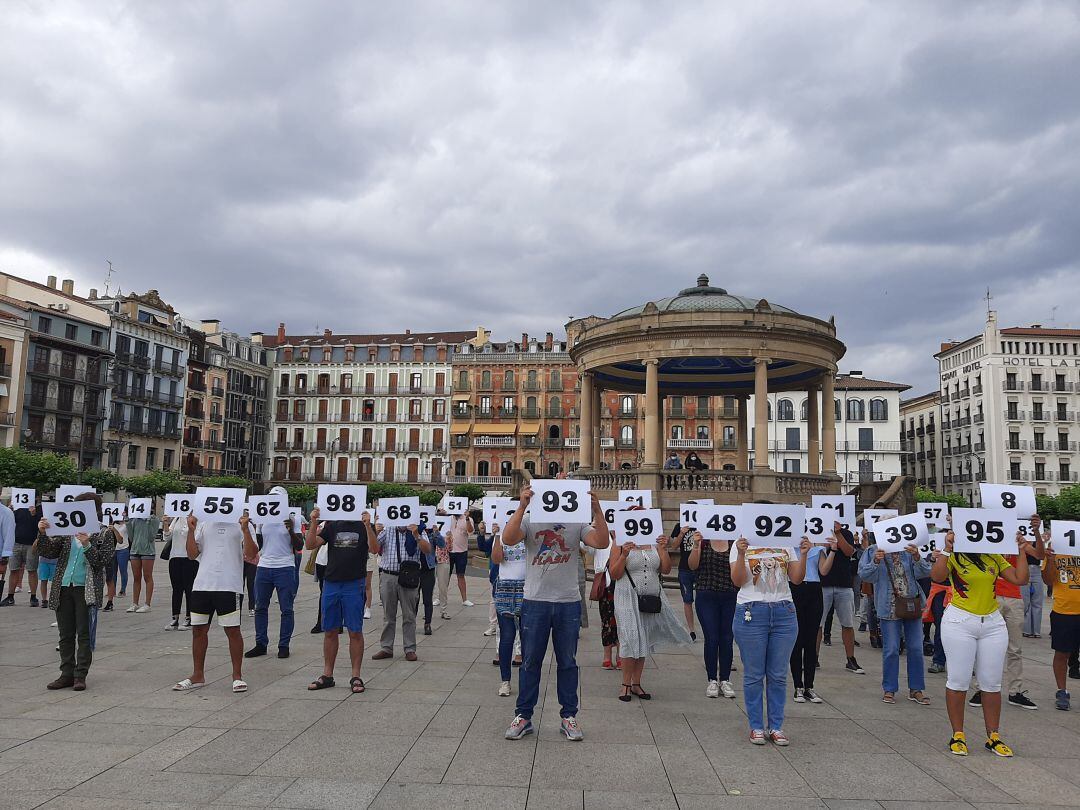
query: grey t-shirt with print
519 515 591 603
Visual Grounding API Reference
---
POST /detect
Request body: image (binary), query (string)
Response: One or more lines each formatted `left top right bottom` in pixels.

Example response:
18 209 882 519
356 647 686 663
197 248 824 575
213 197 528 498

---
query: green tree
201 475 249 489
0 447 77 493
913 486 969 509
124 470 192 498
1054 485 1080 520
452 483 485 502
284 484 317 505
419 489 443 506
1036 493 1061 521
81 468 126 495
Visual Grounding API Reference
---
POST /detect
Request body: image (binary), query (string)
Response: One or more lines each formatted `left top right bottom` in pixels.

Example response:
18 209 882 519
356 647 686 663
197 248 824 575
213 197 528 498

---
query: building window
783 459 801 473
481 371 491 390
620 425 634 444
777 399 794 421
1035 461 1046 481
834 398 841 422
858 427 874 451
146 447 158 469
723 425 736 447
457 370 468 389
550 370 561 389
38 316 51 334
163 449 174 469
847 399 865 421
697 425 710 440
479 396 491 415
869 398 888 421
786 427 800 450
504 370 515 389
65 323 78 341
127 445 139 470
620 395 634 415
800 400 808 421
671 425 684 440
1061 462 1071 482
410 373 422 391
1010 461 1022 481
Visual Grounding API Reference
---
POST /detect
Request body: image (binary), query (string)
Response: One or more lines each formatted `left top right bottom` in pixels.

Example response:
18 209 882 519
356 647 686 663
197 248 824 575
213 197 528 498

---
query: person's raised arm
1043 541 1059 588
411 523 431 554
240 514 259 561
818 540 837 576
930 531 953 583
687 531 704 571
787 538 810 584
362 510 378 553
608 541 630 580
582 492 610 549
185 514 200 560
1029 516 1046 560
998 534 1031 586
833 523 854 556
656 535 673 575
730 537 750 588
305 507 323 551
502 486 531 546
491 531 505 565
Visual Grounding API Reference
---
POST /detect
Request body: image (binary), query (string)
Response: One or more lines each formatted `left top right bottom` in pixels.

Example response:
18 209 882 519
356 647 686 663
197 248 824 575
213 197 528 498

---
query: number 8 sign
531 479 591 523
613 508 663 546
380 497 419 528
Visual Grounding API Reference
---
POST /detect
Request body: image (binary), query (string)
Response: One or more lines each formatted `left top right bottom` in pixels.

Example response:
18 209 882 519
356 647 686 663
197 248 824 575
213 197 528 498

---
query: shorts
449 551 468 576
9 544 37 572
37 559 58 582
677 569 697 604
322 579 365 633
130 553 156 561
1050 611 1080 654
189 590 241 627
820 586 855 629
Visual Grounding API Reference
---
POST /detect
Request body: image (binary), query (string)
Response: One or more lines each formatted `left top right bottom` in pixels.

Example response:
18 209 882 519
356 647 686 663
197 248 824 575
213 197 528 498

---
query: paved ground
1 570 1079 810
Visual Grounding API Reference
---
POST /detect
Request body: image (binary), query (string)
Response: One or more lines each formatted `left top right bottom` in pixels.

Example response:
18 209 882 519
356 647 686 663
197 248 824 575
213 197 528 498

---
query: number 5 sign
380 497 419 528
193 487 246 523
531 479 591 523
952 508 1013 554
870 513 928 553
613 508 663 546
42 500 101 537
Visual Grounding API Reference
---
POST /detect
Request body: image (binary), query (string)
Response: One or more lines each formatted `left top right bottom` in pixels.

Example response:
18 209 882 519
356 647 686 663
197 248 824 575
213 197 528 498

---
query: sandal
308 675 336 691
350 677 366 694
172 678 205 692
908 690 930 705
630 684 652 700
232 679 248 693
882 692 895 704
602 659 613 670
619 683 632 702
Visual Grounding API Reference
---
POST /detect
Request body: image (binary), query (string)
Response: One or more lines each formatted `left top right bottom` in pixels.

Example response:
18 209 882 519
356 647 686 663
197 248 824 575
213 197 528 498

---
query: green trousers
56 586 92 679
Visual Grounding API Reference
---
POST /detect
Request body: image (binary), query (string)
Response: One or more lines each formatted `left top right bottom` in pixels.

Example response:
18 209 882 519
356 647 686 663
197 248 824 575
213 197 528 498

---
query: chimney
1030 323 1042 329
323 328 332 340
405 328 411 336
89 288 98 300
521 332 528 347
545 332 553 350
61 279 74 295
47 275 57 289
250 331 264 345
848 370 864 378
277 322 286 342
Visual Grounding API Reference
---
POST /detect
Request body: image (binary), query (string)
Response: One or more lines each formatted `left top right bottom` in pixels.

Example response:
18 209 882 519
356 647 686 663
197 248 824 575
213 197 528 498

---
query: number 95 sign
952 508 1014 554
613 508 663 546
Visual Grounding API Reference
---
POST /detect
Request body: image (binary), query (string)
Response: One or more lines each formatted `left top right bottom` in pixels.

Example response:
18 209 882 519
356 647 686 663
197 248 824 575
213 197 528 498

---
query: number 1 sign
531 479 591 523
1051 521 1080 553
613 508 663 546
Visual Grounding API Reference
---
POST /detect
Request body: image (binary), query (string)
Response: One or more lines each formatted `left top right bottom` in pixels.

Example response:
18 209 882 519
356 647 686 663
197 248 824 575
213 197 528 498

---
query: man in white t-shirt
246 487 303 660
173 513 258 694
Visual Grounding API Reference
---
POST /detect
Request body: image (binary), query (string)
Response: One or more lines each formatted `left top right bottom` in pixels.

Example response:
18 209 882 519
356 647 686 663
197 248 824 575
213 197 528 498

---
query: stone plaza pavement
2 573 1080 810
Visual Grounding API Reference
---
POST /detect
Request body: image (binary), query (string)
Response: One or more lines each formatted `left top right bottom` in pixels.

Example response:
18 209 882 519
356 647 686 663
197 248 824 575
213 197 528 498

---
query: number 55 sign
42 500 101 537
193 488 246 524
531 479 591 523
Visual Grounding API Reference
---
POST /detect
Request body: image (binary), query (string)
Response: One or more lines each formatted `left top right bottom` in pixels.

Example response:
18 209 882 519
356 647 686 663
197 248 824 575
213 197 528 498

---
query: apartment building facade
0 296 30 447
900 391 940 490
265 325 468 485
180 324 229 477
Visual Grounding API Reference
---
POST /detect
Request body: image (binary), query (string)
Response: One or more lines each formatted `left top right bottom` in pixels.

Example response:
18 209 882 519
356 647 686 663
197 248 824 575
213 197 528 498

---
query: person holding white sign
1041 530 1080 711
446 510 476 608
164 514 197 631
857 532 933 705
174 513 259 694
687 529 741 699
247 487 304 661
126 506 161 615
491 526 528 696
930 528 1033 757
501 484 610 743
2 500 39 607
372 518 431 662
788 529 838 706
609 510 692 703
816 523 864 676
36 493 119 691
729 524 812 747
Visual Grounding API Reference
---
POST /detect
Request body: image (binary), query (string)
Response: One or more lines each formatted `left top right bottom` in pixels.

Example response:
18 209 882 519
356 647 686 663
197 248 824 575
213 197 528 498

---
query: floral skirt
599 583 618 648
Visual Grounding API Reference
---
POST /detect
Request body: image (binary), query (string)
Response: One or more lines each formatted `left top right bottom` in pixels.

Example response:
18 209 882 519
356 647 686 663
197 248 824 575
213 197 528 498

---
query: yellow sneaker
984 732 1014 757
948 732 968 756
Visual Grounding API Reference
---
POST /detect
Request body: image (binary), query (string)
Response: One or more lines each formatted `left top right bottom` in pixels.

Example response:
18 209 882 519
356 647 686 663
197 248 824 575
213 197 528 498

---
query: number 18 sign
531 479 591 522
613 508 663 546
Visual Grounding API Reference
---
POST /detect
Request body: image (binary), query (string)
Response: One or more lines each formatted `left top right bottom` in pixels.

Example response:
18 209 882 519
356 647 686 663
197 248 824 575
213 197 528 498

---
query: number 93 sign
952 508 1015 554
42 500 101 537
613 508 663 546
531 479 591 523
869 513 928 553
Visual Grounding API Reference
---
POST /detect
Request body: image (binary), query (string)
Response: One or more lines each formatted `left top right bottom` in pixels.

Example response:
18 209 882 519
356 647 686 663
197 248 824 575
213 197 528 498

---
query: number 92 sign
531 479 591 523
613 508 663 546
952 508 1015 554
742 504 805 549
42 500 101 537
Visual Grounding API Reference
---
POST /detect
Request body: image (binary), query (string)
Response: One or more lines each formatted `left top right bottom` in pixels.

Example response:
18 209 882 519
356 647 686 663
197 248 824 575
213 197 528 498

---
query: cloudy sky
2 1 1078 392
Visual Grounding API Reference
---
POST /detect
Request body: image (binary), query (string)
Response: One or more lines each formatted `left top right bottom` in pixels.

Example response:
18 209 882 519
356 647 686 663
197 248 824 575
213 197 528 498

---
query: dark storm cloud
1 0 1078 391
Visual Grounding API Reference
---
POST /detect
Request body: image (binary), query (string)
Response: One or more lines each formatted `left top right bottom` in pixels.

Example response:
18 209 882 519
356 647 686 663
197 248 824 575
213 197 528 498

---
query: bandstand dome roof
611 274 798 320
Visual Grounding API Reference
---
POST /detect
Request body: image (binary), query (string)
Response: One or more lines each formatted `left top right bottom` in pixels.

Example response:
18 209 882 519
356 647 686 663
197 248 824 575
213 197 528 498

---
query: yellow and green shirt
947 553 1011 616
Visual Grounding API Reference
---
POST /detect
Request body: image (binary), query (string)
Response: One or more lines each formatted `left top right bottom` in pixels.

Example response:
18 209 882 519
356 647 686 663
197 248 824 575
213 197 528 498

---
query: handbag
625 554 661 614
396 532 421 590
589 569 608 601
159 538 172 561
887 557 919 620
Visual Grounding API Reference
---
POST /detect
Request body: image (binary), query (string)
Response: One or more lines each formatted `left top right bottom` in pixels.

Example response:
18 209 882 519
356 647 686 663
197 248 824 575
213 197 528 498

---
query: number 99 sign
741 504 805 549
613 508 663 546
869 513 928 553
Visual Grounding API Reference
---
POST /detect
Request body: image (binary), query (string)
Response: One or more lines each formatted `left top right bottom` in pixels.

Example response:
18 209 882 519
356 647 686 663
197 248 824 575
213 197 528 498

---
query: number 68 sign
379 497 419 528
613 508 663 546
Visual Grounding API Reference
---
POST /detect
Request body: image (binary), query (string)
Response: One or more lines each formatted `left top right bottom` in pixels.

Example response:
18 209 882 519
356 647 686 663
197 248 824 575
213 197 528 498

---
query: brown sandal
882 692 896 704
908 690 930 705
350 677 365 694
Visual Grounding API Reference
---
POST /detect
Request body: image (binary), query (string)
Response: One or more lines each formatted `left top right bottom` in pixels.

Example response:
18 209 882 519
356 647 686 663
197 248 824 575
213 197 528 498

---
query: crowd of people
2 485 1078 759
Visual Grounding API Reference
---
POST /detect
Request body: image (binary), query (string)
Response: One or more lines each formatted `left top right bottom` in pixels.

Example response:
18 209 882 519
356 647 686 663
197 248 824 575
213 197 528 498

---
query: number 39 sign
42 500 101 537
613 508 663 546
870 513 929 553
531 479 591 523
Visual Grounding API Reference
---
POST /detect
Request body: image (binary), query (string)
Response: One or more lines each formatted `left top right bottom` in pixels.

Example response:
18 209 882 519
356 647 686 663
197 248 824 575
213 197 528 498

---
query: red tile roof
834 375 910 392
1001 327 1080 337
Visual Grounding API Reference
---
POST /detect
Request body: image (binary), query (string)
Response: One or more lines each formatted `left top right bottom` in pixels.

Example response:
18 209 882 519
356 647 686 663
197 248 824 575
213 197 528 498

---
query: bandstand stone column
643 359 661 469
822 371 837 475
807 383 820 475
753 358 770 471
737 394 750 470
579 372 594 470
591 383 602 469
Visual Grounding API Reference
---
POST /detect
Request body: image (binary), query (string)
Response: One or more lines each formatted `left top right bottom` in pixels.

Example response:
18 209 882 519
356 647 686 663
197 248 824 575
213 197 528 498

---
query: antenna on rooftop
985 287 993 318
104 260 114 296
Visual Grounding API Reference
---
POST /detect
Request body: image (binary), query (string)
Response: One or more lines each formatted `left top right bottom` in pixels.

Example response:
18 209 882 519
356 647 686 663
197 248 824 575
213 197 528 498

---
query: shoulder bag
396 531 421 590
887 557 919 620
589 567 608 601
625 552 661 614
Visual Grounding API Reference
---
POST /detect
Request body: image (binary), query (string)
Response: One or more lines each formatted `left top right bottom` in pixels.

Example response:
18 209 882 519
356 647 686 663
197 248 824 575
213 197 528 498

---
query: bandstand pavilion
566 275 847 513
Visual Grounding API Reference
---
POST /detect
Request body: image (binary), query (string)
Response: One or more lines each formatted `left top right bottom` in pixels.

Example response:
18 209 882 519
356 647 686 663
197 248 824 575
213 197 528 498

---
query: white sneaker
51 621 58 627
165 620 178 630
706 680 720 698
136 605 151 613
126 604 139 613
177 622 190 631
483 626 497 637
498 681 512 697
433 598 441 606
364 607 371 619
462 600 475 607
804 688 823 704
793 688 806 703
441 611 451 620
719 680 736 699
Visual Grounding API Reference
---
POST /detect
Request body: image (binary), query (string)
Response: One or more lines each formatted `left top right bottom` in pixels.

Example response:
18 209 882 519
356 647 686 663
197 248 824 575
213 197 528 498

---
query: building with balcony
92 289 188 475
0 296 30 448
0 274 114 469
265 325 469 485
900 391 940 490
936 311 1080 504
180 323 229 477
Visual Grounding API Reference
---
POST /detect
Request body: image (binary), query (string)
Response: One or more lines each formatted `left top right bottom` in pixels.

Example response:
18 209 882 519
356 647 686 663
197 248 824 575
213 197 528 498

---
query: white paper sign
439 494 469 516
804 507 836 542
317 484 368 519
619 489 652 509
531 479 591 523
192 487 246 524
613 508 663 546
288 507 304 530
483 497 514 529
678 503 709 529
247 494 289 522
812 495 855 532
42 500 100 537
697 505 743 540
600 500 629 526
127 498 153 519
10 488 35 509
742 503 806 549
379 497 420 528
1013 517 1041 543
980 484 1037 517
920 531 947 556
100 503 126 525
163 493 195 517
1051 520 1080 554
56 485 94 503
863 509 899 536
952 508 1015 554
918 502 950 526
871 513 929 553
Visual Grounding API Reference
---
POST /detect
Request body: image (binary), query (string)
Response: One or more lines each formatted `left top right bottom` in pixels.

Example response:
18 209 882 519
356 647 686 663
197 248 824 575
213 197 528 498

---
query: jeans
790 582 823 689
695 589 737 682
254 566 296 650
516 599 581 720
880 617 926 694
498 612 520 681
1023 577 1045 636
930 590 947 666
732 600 798 732
56 586 92 679
293 553 302 595
110 547 130 592
168 558 198 618
420 566 436 624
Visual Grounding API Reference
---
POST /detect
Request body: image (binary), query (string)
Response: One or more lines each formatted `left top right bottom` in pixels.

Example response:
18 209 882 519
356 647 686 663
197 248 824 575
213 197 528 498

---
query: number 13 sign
531 479 591 522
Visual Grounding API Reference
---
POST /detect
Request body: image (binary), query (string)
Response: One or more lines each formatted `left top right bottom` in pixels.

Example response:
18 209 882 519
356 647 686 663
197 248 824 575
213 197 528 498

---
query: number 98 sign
317 485 368 519
531 479 591 523
613 508 663 546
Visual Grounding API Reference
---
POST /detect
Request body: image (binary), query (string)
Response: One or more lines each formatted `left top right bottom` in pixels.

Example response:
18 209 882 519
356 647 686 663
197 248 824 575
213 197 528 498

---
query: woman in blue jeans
687 529 738 699
857 539 933 704
730 535 810 746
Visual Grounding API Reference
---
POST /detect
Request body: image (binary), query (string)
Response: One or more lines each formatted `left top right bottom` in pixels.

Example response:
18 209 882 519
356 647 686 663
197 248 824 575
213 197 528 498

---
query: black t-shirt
14 509 38 545
819 528 855 588
322 521 368 582
674 524 694 572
